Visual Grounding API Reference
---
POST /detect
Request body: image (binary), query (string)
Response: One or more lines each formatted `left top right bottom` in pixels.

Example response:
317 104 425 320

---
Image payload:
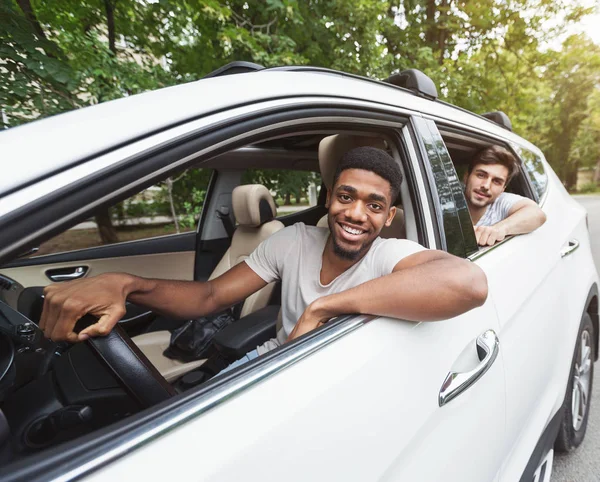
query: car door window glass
511 144 548 201
32 168 213 257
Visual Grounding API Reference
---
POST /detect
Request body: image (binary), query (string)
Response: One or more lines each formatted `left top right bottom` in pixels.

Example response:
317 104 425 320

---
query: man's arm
40 262 267 343
288 250 487 340
475 198 546 246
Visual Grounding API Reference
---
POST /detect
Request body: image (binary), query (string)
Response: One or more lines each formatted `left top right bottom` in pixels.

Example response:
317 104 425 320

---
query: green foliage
180 187 207 229
578 182 599 194
243 169 320 204
2 0 599 191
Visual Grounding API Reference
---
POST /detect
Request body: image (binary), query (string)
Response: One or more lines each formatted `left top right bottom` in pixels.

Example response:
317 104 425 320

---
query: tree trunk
425 0 437 46
95 208 119 244
166 178 180 233
104 0 117 54
284 193 291 205
16 0 48 41
593 159 600 184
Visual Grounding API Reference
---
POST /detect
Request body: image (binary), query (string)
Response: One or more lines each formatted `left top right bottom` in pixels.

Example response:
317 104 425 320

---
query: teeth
342 225 364 235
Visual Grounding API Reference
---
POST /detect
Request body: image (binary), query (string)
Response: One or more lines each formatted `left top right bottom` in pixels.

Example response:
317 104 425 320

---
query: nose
345 201 368 222
480 177 491 191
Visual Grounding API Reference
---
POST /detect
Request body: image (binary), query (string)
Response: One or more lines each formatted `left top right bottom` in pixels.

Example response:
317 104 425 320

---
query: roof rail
481 111 512 131
203 61 264 79
384 69 438 100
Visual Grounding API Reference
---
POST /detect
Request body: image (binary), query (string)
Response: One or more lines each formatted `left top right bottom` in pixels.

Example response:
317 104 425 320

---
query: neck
320 236 367 285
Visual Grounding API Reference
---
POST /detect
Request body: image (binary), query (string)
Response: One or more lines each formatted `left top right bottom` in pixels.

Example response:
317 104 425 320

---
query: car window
32 168 213 257
241 169 322 218
511 145 548 201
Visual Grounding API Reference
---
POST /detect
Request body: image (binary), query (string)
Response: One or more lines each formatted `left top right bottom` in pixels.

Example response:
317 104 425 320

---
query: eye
369 203 383 211
477 173 485 179
338 194 352 202
493 179 503 186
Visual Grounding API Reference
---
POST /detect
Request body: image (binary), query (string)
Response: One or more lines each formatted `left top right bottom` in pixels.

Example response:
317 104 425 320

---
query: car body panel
83 309 505 482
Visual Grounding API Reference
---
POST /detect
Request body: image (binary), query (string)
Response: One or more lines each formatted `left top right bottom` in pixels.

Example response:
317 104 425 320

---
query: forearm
312 258 487 322
495 206 546 236
116 273 221 319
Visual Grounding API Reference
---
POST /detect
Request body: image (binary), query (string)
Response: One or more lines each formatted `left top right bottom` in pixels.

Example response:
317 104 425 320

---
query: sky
574 8 600 44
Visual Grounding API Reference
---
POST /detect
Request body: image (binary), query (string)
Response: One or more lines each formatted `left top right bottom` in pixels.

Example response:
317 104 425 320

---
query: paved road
553 195 600 482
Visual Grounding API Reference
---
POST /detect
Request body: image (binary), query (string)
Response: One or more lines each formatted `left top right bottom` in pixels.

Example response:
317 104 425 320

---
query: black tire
555 312 595 452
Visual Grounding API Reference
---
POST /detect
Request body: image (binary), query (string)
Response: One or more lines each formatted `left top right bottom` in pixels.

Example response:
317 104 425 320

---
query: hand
474 224 507 247
287 299 332 342
40 273 132 343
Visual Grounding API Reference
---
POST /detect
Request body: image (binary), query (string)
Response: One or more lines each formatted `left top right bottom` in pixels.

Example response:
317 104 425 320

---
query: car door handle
439 329 499 407
46 266 88 282
560 239 579 258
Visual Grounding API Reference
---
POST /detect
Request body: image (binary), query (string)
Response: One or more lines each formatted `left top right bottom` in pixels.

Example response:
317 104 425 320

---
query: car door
421 120 581 480
78 115 507 482
0 169 225 328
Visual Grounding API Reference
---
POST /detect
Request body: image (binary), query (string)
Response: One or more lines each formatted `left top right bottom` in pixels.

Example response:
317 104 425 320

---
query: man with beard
463 145 546 246
40 147 488 369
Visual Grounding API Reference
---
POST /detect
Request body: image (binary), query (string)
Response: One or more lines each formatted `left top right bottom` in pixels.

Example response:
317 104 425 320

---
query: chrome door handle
46 266 88 282
439 329 499 407
560 239 579 258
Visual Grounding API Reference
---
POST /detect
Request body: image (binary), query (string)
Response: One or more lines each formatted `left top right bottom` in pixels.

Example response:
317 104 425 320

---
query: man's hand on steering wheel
40 273 132 343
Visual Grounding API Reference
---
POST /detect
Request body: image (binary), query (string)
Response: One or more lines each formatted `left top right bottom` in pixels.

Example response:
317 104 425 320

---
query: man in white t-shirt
463 145 546 246
39 147 488 370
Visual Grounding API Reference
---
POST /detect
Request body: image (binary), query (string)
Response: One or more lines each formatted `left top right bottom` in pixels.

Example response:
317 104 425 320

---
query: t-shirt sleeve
497 192 526 220
371 239 427 277
245 224 297 283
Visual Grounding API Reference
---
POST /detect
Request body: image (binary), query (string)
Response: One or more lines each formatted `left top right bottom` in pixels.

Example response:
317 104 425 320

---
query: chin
332 241 362 261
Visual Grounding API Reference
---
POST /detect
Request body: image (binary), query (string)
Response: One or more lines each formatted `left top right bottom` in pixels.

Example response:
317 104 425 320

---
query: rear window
512 145 548 201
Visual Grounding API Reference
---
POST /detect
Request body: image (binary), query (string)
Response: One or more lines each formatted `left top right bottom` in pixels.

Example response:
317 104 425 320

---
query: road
553 195 600 482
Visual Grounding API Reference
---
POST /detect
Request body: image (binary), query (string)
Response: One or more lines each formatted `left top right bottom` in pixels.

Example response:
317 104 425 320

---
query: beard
328 215 374 261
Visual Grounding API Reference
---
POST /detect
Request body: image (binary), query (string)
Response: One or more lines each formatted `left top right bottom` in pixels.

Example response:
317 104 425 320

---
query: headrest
318 134 387 189
232 184 277 227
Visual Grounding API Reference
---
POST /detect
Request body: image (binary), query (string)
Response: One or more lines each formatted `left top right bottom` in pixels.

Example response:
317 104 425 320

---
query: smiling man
464 145 546 246
40 146 488 371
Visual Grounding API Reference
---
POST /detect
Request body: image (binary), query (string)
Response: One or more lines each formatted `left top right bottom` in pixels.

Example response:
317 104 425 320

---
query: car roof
0 70 540 196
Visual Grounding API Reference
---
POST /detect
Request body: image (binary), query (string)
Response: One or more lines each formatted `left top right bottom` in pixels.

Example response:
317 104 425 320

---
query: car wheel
555 312 595 452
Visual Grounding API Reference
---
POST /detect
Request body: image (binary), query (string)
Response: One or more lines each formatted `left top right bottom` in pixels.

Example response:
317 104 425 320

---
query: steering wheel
75 315 175 408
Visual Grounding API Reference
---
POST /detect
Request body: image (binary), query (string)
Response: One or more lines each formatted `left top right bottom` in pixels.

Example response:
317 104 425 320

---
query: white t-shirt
475 192 524 227
245 222 425 353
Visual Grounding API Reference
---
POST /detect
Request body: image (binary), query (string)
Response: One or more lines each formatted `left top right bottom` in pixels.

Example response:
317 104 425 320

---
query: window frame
426 121 543 260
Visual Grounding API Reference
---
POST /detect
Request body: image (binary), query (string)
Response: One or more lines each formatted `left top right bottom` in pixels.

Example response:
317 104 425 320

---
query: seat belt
216 206 235 239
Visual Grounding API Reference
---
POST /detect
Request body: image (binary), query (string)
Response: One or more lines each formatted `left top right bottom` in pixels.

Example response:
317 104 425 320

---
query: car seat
133 184 284 382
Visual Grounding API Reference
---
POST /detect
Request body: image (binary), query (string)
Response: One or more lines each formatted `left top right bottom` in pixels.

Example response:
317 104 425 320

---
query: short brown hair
468 145 519 183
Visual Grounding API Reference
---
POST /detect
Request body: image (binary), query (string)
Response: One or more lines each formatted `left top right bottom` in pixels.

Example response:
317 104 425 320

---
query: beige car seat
133 184 284 382
316 134 406 239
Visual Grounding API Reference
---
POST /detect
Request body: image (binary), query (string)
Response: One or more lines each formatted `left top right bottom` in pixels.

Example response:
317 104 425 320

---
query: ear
325 189 332 208
385 205 397 227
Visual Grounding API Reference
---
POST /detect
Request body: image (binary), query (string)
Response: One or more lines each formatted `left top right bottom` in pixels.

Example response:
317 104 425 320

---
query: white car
0 63 597 482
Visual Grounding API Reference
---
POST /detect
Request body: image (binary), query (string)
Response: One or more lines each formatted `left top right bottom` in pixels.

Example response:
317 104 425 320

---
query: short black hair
332 146 402 205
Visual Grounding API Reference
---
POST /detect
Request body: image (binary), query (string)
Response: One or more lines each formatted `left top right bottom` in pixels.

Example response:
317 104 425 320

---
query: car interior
0 129 418 465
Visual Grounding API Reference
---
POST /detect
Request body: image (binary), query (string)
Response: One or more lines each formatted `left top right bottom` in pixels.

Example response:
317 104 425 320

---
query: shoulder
370 237 427 258
267 222 328 245
496 192 526 206
293 222 329 240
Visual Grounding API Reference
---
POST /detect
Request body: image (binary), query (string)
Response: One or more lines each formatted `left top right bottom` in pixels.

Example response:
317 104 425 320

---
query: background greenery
2 0 600 243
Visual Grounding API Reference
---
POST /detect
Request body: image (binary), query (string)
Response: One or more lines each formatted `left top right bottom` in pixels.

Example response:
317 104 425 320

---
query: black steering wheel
75 315 175 408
